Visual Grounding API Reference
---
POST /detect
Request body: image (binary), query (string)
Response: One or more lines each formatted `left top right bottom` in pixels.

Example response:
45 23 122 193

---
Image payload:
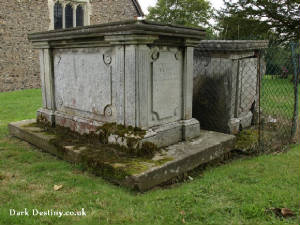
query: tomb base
9 119 235 191
38 108 200 148
227 112 253 134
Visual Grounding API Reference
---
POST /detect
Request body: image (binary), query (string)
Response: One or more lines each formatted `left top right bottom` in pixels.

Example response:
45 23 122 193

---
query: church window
65 4 73 28
54 2 63 29
76 5 84 27
52 1 89 30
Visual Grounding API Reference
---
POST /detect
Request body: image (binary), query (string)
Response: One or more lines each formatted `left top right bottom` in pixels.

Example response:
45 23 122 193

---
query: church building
0 0 143 92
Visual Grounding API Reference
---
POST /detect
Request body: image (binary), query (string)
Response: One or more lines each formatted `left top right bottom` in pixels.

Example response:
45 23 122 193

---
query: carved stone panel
54 48 113 118
151 50 182 125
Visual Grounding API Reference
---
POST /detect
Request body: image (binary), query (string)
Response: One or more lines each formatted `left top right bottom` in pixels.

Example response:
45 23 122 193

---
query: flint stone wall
0 0 141 92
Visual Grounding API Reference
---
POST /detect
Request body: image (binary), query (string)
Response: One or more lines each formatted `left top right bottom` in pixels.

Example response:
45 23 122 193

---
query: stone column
124 44 137 127
62 4 66 29
182 40 201 140
105 35 158 128
183 46 194 120
35 42 55 125
73 4 76 27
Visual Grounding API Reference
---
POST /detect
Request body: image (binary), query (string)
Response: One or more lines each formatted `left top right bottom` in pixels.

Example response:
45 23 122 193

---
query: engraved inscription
152 51 181 120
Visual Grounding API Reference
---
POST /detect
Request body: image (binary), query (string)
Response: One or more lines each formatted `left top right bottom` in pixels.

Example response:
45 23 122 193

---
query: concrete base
38 109 201 148
227 112 253 134
9 119 235 191
239 112 253 129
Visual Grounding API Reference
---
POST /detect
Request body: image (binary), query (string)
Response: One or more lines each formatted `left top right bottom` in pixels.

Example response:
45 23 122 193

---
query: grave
9 20 236 190
30 19 206 148
193 40 268 134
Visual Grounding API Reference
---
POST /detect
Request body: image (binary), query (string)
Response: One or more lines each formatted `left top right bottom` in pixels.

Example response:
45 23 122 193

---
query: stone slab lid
196 40 269 51
28 19 206 43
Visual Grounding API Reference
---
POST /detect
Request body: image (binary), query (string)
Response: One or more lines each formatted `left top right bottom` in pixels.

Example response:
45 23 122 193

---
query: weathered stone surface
193 40 268 134
28 20 206 42
0 0 142 92
197 40 269 52
240 111 253 129
9 119 235 191
53 48 116 123
152 50 182 122
30 20 205 147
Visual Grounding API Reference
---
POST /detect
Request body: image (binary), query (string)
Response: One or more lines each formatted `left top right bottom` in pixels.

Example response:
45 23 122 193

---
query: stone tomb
9 21 236 190
193 40 268 134
29 20 205 148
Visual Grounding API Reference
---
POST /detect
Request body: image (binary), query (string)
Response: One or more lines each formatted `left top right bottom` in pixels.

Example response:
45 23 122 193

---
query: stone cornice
28 19 206 47
196 40 269 52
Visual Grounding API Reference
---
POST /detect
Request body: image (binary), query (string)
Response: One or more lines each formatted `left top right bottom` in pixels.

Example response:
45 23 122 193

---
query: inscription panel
54 48 113 118
151 50 182 124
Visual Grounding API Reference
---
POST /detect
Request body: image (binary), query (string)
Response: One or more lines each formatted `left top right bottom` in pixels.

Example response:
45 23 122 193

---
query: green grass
0 89 299 225
261 75 299 120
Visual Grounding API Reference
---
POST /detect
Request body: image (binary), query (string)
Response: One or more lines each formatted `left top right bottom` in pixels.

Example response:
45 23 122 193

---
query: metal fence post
257 49 262 148
291 42 299 140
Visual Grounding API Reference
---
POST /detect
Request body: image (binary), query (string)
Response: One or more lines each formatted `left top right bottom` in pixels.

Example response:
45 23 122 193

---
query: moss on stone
139 142 159 157
235 129 259 151
122 160 151 175
22 122 170 182
152 157 174 166
22 122 39 128
36 114 52 130
97 122 146 144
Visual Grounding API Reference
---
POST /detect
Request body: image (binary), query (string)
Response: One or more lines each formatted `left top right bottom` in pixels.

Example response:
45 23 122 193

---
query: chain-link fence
259 43 299 150
193 41 299 153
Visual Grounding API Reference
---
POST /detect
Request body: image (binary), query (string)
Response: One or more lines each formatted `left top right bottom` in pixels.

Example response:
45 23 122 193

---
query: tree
217 0 300 43
146 0 213 28
216 14 275 41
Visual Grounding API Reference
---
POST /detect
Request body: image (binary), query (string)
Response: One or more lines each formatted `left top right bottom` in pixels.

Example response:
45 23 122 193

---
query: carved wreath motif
104 105 113 117
151 50 160 61
103 54 112 65
175 51 180 60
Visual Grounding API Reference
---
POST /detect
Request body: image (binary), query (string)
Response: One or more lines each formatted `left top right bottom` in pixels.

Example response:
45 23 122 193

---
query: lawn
0 89 299 225
261 75 299 120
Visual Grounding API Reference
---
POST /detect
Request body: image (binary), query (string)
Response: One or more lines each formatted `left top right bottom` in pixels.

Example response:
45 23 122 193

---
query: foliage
146 0 213 27
216 0 300 43
264 46 294 76
215 14 274 41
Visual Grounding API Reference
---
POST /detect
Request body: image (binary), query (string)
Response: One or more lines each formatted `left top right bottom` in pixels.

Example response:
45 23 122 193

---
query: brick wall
0 0 141 92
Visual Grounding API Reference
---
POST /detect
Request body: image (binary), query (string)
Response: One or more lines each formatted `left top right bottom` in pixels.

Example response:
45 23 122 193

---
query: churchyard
1 14 299 225
0 88 299 224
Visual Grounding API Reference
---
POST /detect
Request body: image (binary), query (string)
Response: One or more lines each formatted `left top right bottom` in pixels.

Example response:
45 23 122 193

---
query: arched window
65 4 73 28
54 2 63 30
76 5 84 27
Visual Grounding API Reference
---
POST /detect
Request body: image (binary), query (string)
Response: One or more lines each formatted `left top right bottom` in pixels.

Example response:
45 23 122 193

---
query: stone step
9 119 236 191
